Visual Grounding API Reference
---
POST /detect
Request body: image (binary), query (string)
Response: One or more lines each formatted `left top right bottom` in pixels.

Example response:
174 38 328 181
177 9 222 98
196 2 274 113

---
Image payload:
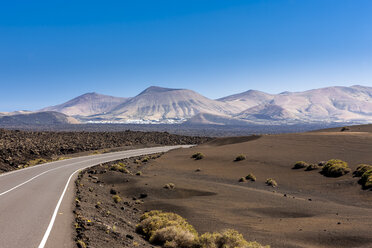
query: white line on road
0 148 162 197
38 167 85 248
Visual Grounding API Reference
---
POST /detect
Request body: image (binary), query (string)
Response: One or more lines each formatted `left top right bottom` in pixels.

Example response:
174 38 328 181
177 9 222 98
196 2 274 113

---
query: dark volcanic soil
0 129 210 173
74 126 372 248
74 154 164 248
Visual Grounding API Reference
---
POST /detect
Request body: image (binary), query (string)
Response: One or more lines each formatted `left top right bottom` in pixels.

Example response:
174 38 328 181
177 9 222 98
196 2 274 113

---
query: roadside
72 154 163 248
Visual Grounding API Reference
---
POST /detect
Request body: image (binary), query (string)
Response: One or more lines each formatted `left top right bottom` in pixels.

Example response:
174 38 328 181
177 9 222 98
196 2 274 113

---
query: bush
191 152 204 160
112 195 122 203
321 159 350 177
305 164 320 171
353 164 372 177
142 156 150 162
137 211 270 248
245 173 256 181
199 229 269 248
234 155 246 162
164 183 176 190
265 178 277 187
136 171 142 176
110 163 130 174
238 177 246 182
360 169 372 189
136 210 199 247
292 161 308 169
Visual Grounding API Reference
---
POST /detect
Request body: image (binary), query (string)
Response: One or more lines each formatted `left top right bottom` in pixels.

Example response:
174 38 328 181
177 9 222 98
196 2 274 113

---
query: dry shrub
305 164 320 171
353 164 372 177
191 152 204 160
112 195 122 203
110 162 130 174
360 169 372 189
136 210 198 247
321 159 350 177
245 173 256 181
234 155 246 162
292 161 308 169
265 178 277 187
136 211 270 248
199 229 269 248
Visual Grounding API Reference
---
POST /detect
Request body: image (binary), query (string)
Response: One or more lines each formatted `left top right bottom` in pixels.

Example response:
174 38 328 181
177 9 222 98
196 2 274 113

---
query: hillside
0 111 79 125
40 92 129 116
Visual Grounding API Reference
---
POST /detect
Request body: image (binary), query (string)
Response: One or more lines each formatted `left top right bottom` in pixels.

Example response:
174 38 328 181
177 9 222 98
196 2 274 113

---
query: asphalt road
0 145 192 248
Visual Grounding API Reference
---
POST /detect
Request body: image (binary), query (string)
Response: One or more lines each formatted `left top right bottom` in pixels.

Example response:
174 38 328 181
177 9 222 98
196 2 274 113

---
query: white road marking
0 147 163 197
38 167 85 248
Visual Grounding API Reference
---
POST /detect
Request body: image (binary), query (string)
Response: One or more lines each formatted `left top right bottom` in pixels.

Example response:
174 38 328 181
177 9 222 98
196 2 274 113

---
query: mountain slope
40 92 129 116
98 86 240 121
217 89 274 111
0 111 79 125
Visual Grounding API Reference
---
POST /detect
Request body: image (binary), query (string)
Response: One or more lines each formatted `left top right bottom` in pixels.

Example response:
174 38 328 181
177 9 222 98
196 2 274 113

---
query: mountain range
4 85 372 125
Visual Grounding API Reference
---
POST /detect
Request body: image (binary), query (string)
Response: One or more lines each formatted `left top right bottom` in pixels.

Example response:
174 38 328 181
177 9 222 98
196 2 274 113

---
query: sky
0 0 371 111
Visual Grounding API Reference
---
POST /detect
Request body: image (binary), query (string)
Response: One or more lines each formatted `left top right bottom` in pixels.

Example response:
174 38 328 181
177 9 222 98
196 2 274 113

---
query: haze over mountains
3 85 372 126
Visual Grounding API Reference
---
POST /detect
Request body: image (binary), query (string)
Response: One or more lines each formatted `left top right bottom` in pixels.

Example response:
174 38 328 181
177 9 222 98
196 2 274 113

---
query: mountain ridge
17 85 372 125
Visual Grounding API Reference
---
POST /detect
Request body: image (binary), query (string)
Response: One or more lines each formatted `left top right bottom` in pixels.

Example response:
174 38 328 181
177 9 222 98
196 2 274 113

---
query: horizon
1 0 372 111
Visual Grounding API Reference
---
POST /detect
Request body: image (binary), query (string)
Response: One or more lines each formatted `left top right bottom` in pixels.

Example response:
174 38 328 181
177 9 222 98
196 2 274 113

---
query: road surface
0 145 192 248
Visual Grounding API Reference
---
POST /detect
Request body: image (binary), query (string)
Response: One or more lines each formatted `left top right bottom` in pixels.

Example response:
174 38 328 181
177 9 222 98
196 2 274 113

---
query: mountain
218 90 274 111
95 86 240 121
0 111 79 125
35 85 372 125
40 92 129 117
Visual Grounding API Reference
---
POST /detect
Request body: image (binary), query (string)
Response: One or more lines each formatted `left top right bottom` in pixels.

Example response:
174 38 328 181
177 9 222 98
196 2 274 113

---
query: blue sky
0 0 371 111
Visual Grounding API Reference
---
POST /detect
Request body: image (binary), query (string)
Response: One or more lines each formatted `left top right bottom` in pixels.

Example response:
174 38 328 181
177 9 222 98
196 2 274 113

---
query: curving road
0 145 192 248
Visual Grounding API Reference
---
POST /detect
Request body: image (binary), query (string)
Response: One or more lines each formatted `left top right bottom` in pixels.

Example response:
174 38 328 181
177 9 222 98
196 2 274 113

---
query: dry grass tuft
191 152 204 160
234 154 246 162
321 159 350 177
265 178 278 187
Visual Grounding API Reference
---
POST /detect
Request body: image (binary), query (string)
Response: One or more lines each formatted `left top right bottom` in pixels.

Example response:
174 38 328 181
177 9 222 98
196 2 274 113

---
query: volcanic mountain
40 92 129 117
36 85 372 125
97 86 240 121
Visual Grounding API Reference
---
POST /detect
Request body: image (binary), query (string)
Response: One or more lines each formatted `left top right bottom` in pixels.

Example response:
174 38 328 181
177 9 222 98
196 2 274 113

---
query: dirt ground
74 126 372 248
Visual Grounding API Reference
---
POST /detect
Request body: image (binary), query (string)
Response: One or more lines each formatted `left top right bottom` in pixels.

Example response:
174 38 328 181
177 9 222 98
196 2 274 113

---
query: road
0 145 192 248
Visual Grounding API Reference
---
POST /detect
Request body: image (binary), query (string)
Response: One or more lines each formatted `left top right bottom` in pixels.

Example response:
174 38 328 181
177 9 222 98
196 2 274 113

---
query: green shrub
353 164 372 177
112 195 122 203
321 159 350 177
293 161 308 169
234 154 246 162
136 171 142 176
199 229 269 248
305 164 320 171
142 156 150 162
136 210 199 247
245 173 256 181
191 152 204 160
265 178 277 187
360 169 372 189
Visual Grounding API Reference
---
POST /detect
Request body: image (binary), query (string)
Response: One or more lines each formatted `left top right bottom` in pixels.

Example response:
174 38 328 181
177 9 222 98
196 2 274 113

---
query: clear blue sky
0 0 371 111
